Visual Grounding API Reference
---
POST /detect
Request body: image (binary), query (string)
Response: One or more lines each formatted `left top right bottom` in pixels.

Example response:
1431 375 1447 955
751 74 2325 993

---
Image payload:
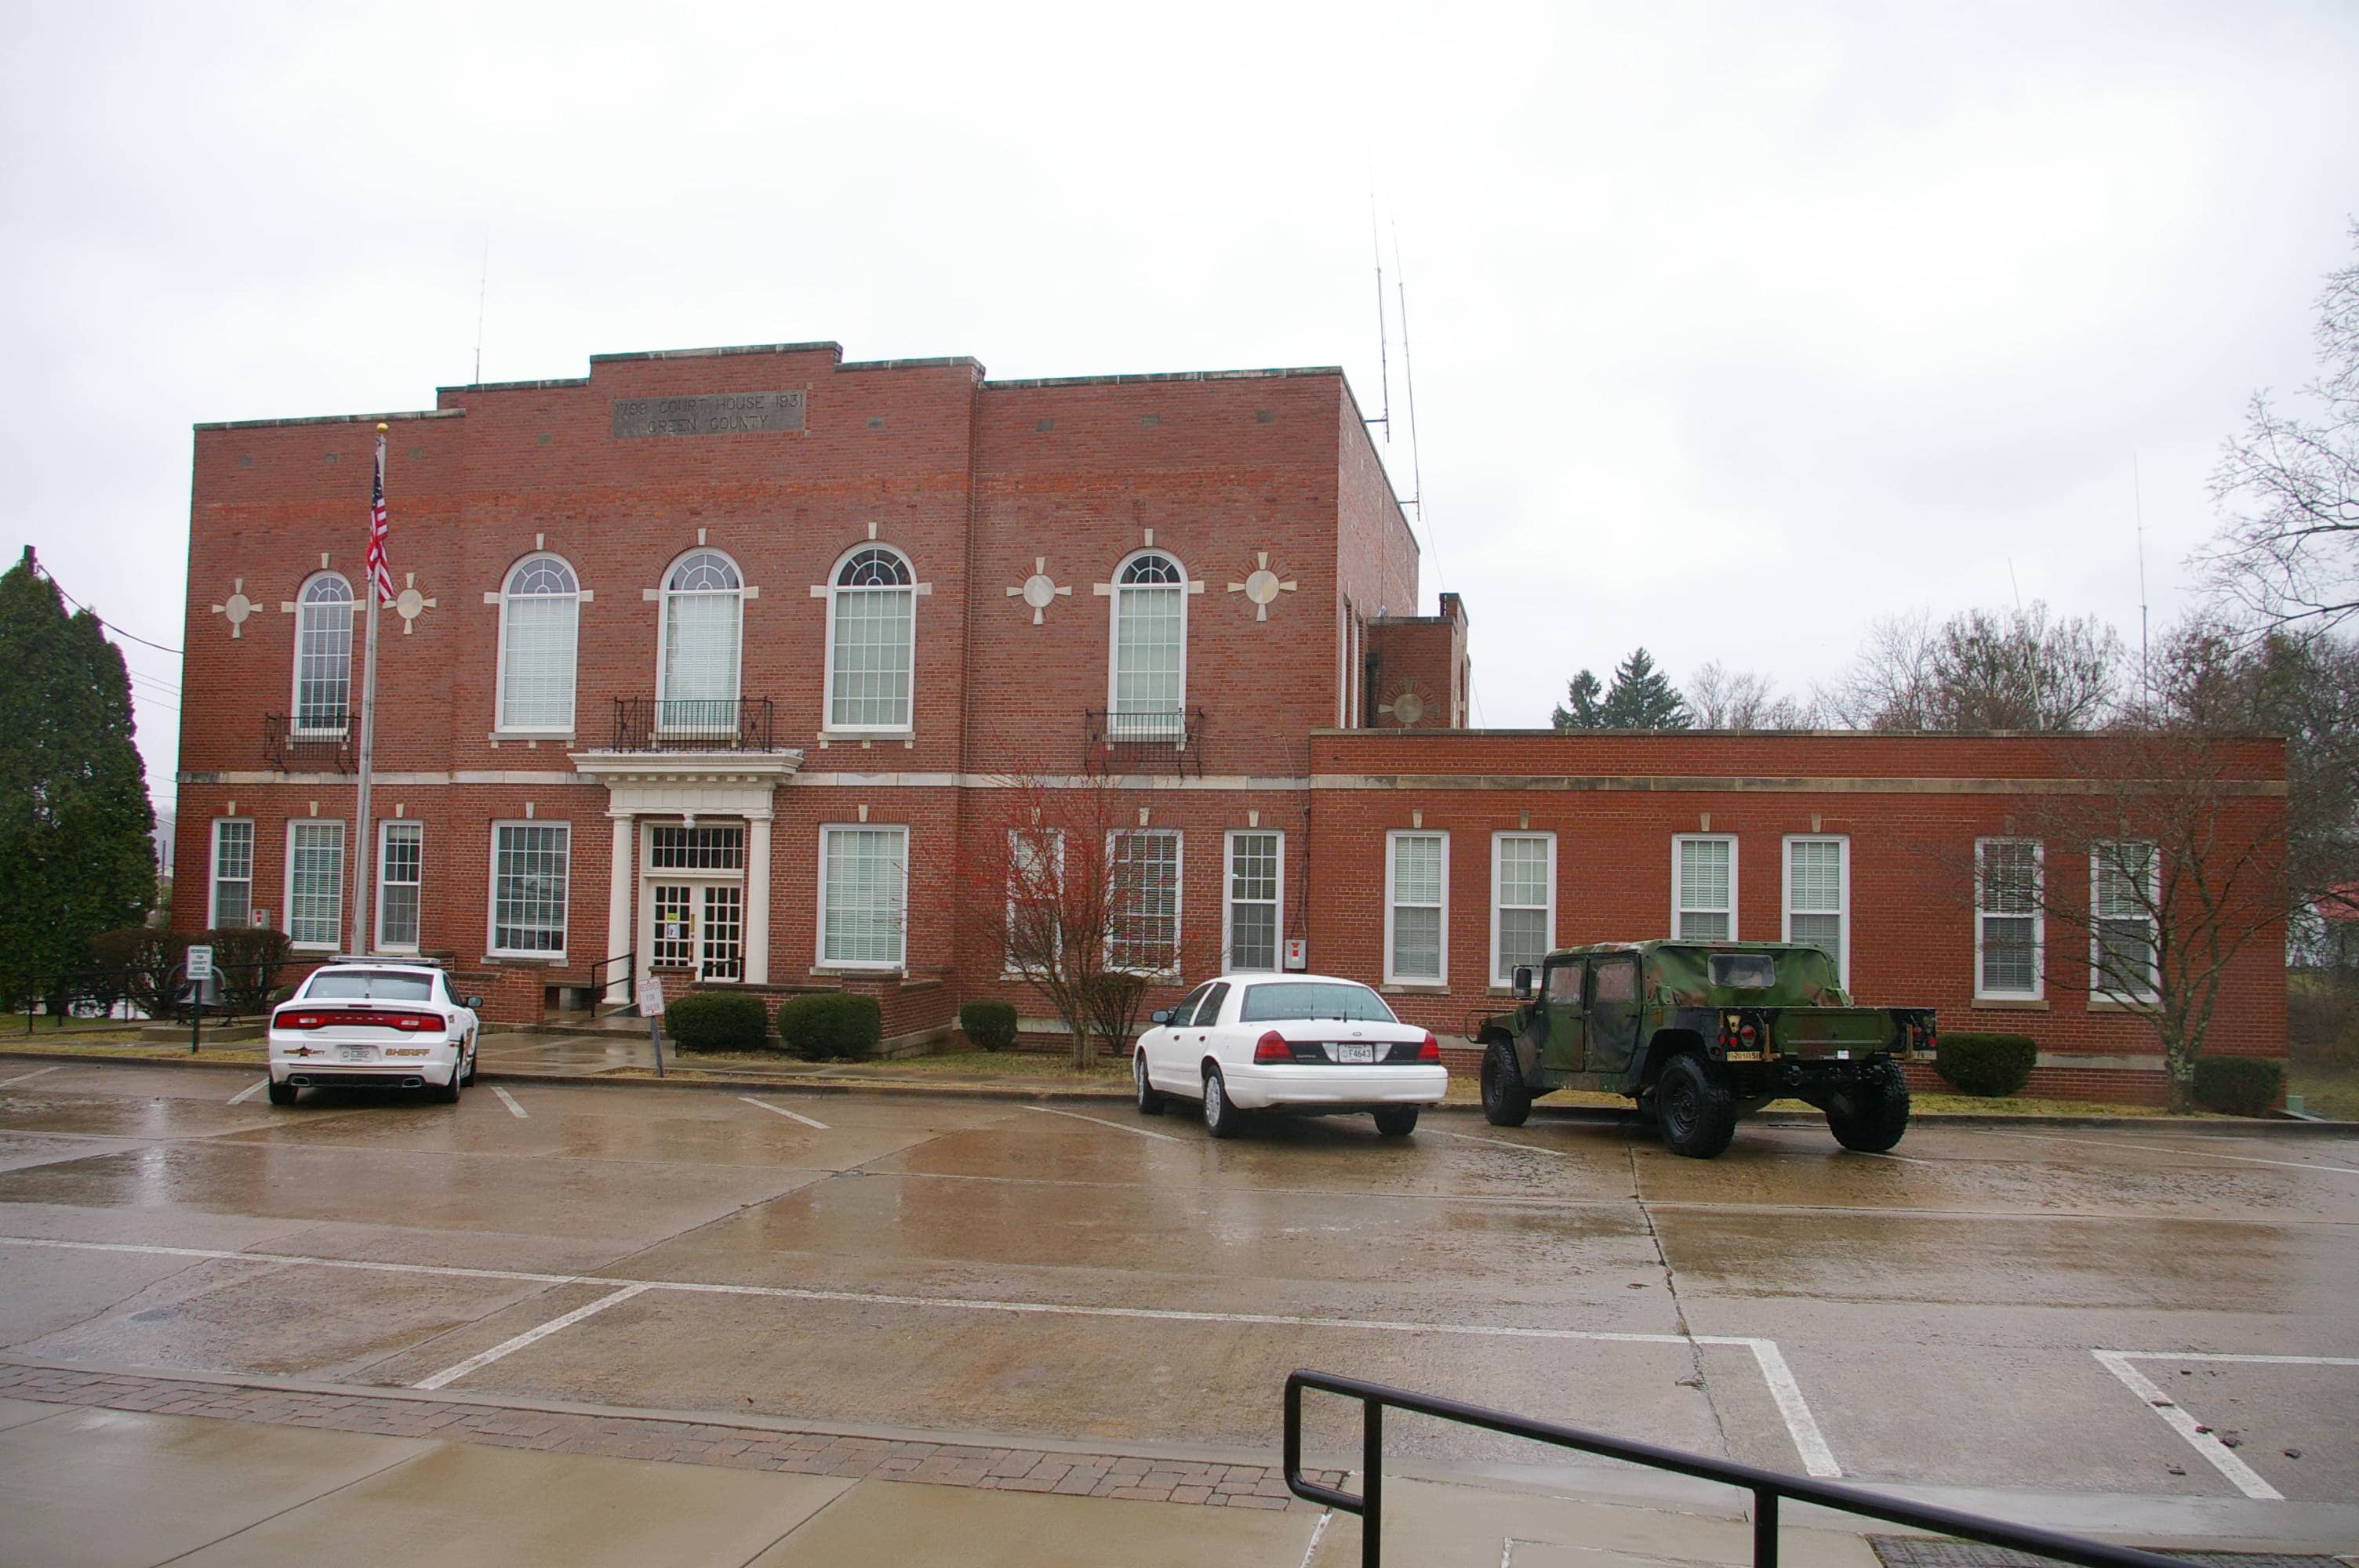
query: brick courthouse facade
169 339 2285 1102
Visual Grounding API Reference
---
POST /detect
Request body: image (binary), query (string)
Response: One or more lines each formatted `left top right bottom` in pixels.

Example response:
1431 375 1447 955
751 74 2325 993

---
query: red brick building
169 339 2285 1102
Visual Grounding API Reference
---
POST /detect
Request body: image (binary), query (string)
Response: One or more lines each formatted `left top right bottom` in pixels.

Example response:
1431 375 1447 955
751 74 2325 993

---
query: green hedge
2193 1058 2282 1117
665 991 770 1052
778 993 882 1061
202 927 292 1014
958 1000 1019 1051
1933 1032 2037 1098
88 927 191 1018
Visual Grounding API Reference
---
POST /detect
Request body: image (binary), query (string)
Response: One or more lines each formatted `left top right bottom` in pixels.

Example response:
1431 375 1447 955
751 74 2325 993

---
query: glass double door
650 882 744 982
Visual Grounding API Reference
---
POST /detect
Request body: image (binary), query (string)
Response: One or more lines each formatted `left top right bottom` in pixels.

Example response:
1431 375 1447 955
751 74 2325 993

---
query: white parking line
739 1095 827 1130
1024 1105 1181 1143
227 1079 267 1105
2092 1351 2280 1499
491 1087 527 1119
1982 1130 2359 1178
413 1283 652 1390
0 1066 62 1088
0 1233 1839 1475
1423 1127 1583 1157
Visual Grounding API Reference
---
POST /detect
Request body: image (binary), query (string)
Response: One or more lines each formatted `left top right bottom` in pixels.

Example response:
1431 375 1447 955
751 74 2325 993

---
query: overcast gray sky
5 2 2357 805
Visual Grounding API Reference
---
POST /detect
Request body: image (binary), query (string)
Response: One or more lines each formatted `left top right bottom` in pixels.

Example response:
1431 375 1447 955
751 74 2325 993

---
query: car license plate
1333 1043 1375 1065
336 1047 374 1063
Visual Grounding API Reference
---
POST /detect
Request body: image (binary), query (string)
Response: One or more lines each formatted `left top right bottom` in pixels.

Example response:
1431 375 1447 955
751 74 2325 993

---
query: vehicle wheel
1826 1061 1911 1152
1480 1040 1531 1127
1201 1065 1242 1139
1656 1053 1737 1160
1373 1107 1419 1138
1134 1050 1166 1116
432 1067 461 1105
266 1078 298 1107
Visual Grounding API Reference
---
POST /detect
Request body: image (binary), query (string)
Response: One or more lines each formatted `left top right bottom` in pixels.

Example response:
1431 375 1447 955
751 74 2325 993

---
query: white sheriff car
1132 973 1447 1138
267 960 482 1105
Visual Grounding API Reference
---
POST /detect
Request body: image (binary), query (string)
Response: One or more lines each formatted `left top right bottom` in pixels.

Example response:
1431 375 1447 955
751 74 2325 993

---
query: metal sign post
642 974 667 1079
184 945 213 1054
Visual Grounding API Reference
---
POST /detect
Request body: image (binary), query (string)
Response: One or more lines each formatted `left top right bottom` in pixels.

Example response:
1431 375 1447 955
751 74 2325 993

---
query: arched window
496 554 580 732
1110 550 1185 739
658 550 743 731
827 545 914 731
292 573 354 732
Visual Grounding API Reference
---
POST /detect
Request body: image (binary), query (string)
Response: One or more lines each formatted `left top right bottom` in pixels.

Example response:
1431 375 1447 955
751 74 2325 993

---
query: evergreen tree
0 548 156 1009
1550 669 1607 730
1598 648 1691 729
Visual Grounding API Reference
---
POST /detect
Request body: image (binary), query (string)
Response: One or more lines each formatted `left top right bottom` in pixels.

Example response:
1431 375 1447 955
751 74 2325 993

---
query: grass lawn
2288 1062 2359 1120
1434 1074 2165 1116
667 1047 1129 1083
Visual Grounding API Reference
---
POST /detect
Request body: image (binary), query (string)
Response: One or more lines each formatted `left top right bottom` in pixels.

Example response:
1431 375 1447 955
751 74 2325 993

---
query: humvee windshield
1710 953 1777 989
1657 946 1841 1005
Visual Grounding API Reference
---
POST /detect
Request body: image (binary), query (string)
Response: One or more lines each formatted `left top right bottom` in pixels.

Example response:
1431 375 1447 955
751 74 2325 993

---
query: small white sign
641 975 666 1017
1282 938 1308 971
249 909 270 928
185 945 214 982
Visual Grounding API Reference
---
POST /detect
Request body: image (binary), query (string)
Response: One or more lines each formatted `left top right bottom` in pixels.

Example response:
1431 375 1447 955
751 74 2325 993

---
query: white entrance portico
571 750 801 1001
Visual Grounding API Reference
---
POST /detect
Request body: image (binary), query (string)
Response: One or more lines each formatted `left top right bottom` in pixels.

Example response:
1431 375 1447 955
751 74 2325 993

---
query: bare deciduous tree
1822 603 2122 731
1685 659 1816 730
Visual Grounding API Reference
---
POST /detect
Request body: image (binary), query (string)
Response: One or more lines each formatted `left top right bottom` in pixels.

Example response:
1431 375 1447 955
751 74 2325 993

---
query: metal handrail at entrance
1282 1370 2197 1568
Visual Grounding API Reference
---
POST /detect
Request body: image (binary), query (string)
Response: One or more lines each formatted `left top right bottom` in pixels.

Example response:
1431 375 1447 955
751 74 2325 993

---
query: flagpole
351 424 387 957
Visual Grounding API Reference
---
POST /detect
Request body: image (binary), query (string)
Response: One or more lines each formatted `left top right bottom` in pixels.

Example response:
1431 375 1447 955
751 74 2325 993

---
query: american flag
365 435 394 604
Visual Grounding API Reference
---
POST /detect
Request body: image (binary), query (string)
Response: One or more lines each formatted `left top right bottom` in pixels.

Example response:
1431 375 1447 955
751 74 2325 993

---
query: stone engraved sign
612 390 807 439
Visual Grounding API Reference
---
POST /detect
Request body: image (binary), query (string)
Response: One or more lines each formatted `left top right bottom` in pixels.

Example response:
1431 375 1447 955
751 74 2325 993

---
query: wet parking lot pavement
1 1061 2354 1519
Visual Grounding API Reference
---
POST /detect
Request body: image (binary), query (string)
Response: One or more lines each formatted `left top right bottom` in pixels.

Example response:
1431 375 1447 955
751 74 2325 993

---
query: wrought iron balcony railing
608 696 776 752
1085 708 1205 776
263 713 356 771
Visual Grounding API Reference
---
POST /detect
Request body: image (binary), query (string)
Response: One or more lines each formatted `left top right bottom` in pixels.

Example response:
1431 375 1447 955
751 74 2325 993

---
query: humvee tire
1826 1060 1910 1153
1656 1053 1737 1160
1481 1040 1532 1127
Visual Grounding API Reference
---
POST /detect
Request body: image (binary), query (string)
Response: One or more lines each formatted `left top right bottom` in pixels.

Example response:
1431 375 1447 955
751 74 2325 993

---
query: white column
744 813 772 985
605 813 634 1006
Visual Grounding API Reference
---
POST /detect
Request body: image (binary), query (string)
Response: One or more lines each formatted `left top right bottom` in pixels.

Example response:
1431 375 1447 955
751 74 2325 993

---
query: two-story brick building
169 339 2285 1103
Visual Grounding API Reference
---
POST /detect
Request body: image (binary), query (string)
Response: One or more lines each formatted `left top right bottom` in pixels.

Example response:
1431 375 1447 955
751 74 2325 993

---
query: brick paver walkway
0 1360 1338 1512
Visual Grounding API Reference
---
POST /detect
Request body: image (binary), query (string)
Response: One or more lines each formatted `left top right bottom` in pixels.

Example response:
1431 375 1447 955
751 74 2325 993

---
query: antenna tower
473 236 490 385
1366 194 1390 440
2133 452 2150 701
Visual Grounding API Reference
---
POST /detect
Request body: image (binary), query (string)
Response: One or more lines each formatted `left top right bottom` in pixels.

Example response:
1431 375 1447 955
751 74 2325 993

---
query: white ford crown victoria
267 961 481 1105
1132 974 1446 1138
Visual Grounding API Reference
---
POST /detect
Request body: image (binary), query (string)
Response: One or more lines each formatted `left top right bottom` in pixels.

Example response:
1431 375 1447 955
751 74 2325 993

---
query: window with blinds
497 555 580 731
1226 830 1281 972
209 820 253 928
828 546 915 730
1110 829 1182 973
378 822 423 950
492 822 570 956
1674 836 1735 942
1783 837 1847 984
822 826 907 968
1110 552 1184 739
293 574 353 732
1387 831 1447 984
660 551 743 730
1976 839 2041 998
2092 840 2159 1000
1492 833 1554 984
286 820 344 949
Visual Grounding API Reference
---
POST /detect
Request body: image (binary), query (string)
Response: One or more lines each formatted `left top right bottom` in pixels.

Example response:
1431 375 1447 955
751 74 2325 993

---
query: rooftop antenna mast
1392 221 1424 519
472 235 490 385
1365 193 1390 441
2133 452 2150 702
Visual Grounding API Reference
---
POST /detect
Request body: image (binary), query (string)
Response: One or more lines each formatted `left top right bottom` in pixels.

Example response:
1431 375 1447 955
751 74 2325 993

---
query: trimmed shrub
959 1000 1019 1052
88 927 192 1018
2193 1057 2283 1118
665 991 770 1052
203 927 292 1015
1933 1032 2037 1098
777 993 882 1061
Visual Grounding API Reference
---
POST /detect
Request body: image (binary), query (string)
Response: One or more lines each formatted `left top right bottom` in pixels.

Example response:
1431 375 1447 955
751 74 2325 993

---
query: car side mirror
1511 967 1536 1000
1150 1009 1172 1025
463 996 482 1011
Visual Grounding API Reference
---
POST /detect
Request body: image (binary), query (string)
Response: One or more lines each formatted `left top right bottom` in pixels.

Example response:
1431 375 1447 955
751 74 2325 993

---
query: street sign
641 975 666 1017
1283 938 1308 971
185 946 213 982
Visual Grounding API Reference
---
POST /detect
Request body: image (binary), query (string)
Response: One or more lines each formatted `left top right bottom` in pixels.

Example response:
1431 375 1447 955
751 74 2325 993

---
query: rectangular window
821 825 908 969
1490 833 1554 985
1386 830 1448 984
829 586 914 729
490 822 570 956
285 821 345 949
648 825 745 870
1005 827 1063 971
1976 838 2042 999
1109 829 1182 974
1783 836 1848 986
497 591 579 731
2092 840 2160 1000
377 822 422 951
209 819 254 928
1225 830 1282 972
1673 836 1736 942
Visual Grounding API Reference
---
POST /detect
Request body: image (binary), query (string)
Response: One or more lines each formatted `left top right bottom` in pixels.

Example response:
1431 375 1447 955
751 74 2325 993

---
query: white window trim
283 818 346 953
208 818 255 930
1973 837 2044 1002
1222 829 1285 974
816 822 911 973
376 820 423 955
821 542 919 737
1780 834 1850 989
1104 827 1184 979
652 547 750 732
493 553 582 737
1488 831 1556 985
1384 829 1449 986
1672 834 1738 942
485 819 571 962
2089 840 2161 1003
289 571 354 737
1104 547 1190 725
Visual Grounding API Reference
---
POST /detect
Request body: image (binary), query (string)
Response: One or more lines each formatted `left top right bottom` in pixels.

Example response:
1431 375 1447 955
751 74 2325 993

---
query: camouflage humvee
1468 941 1936 1159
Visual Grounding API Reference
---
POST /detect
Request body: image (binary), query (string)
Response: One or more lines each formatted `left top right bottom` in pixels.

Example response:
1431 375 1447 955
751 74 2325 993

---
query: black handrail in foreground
1282 1370 2197 1568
